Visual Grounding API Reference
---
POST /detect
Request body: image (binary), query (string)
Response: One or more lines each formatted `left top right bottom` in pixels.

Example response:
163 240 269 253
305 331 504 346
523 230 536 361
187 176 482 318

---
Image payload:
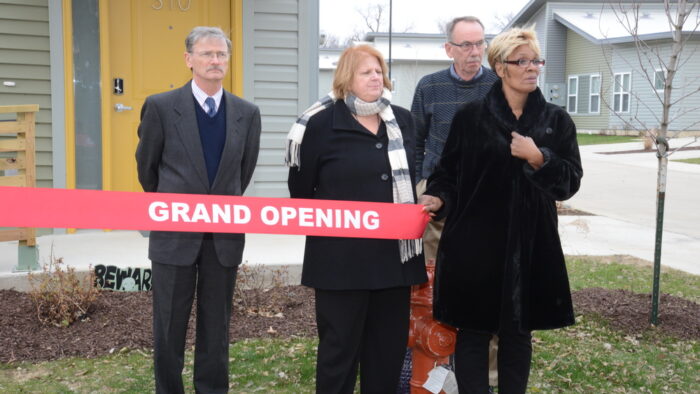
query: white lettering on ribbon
261 206 279 225
149 201 170 222
234 205 251 224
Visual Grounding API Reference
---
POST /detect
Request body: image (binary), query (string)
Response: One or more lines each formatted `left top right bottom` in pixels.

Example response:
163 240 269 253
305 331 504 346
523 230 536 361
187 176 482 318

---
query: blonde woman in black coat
420 27 582 393
286 45 427 394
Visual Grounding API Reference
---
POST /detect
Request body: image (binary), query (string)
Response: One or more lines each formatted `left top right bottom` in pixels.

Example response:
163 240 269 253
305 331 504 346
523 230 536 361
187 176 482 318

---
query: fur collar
484 79 547 135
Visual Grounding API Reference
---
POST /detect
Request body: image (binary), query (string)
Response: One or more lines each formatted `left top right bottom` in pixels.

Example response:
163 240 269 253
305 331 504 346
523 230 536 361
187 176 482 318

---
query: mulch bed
0 286 316 363
573 288 700 340
1 285 698 364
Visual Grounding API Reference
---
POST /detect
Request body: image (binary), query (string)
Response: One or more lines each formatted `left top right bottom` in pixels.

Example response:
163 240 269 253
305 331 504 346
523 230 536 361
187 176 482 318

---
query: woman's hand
511 131 544 170
418 194 443 217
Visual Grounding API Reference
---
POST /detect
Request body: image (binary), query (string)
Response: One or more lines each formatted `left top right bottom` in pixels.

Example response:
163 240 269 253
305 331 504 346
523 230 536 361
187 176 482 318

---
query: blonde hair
487 26 541 70
332 45 392 98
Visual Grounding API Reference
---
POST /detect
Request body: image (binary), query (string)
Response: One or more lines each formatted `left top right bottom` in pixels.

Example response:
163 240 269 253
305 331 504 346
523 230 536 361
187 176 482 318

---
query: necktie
205 96 216 117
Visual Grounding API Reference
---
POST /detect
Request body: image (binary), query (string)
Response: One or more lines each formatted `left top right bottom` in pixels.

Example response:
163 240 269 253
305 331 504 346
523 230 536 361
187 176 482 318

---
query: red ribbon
0 186 429 240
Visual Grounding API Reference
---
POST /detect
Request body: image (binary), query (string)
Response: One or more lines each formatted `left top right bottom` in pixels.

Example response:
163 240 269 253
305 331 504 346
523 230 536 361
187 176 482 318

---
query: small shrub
27 251 100 327
234 264 292 315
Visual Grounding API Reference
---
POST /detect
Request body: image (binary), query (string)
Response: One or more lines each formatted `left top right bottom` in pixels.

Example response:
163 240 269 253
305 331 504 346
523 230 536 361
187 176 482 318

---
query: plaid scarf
285 89 422 263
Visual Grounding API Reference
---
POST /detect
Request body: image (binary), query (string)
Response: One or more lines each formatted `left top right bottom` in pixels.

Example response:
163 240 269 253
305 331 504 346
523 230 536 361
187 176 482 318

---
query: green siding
0 33 49 50
0 3 48 21
566 29 611 131
0 0 52 187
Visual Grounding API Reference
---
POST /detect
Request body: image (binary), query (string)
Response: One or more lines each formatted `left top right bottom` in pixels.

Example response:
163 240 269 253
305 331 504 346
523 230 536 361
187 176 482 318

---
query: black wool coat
425 80 582 332
288 100 428 290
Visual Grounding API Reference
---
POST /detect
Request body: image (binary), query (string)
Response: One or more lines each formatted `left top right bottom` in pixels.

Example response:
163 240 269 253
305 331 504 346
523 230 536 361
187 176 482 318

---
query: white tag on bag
422 365 450 393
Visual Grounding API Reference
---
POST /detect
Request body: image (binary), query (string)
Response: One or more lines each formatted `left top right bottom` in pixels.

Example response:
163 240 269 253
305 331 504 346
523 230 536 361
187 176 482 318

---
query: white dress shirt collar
191 80 223 114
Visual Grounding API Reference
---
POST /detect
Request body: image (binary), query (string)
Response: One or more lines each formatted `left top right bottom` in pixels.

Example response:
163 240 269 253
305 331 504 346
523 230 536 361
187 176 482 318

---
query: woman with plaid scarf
287 45 427 394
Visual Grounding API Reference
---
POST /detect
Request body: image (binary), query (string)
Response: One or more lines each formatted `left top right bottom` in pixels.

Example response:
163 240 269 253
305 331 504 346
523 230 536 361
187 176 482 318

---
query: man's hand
418 194 443 217
511 131 544 170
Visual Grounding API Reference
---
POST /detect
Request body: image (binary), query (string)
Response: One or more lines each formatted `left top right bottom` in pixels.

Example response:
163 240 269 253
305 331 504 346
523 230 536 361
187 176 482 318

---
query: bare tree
356 2 414 34
600 0 700 325
492 11 516 33
319 33 344 48
357 3 387 33
436 17 451 36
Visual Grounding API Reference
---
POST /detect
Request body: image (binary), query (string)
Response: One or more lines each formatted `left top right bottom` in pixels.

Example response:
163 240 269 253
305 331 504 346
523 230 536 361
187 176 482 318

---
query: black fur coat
425 79 582 332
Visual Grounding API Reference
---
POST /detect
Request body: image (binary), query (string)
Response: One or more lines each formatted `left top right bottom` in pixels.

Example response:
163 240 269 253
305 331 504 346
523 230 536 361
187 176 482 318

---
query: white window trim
613 72 631 114
654 68 666 92
567 76 578 114
589 74 601 114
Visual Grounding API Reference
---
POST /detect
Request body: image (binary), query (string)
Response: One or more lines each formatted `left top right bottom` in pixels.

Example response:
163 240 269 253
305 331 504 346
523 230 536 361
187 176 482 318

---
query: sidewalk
0 232 305 291
1 138 699 290
563 136 700 275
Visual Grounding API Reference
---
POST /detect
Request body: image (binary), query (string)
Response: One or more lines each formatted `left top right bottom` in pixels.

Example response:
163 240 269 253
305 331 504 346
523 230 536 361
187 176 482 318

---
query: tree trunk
650 140 669 325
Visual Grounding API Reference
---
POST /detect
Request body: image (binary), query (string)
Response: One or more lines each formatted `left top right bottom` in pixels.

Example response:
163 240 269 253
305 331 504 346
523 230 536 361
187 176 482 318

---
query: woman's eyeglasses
503 59 546 67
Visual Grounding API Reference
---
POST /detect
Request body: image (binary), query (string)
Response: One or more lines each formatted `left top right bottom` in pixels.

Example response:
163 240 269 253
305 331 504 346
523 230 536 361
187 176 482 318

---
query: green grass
1 257 698 393
672 157 700 165
567 257 700 303
577 134 638 145
530 316 699 393
0 339 317 393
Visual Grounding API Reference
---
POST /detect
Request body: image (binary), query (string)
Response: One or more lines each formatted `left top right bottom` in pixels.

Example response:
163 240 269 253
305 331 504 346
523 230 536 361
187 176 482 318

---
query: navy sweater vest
194 95 226 186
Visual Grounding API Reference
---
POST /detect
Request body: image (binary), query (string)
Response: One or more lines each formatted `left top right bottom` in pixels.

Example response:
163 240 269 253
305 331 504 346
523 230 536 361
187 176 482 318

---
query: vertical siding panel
0 0 51 187
246 0 314 197
544 4 567 86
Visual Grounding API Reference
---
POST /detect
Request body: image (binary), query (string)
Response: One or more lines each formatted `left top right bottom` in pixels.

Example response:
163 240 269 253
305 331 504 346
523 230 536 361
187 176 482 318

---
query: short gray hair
445 16 485 42
185 26 232 53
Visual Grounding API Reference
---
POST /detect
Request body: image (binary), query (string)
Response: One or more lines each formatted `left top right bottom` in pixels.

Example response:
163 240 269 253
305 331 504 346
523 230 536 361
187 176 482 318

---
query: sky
319 0 532 38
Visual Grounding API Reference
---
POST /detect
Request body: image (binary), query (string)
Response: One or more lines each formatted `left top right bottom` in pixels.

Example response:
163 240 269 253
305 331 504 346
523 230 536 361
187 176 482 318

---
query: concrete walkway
1 137 699 290
563 136 700 275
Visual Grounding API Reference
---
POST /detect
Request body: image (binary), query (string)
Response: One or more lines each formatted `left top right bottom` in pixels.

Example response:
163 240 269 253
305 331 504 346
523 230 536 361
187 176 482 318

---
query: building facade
507 0 700 134
0 0 318 200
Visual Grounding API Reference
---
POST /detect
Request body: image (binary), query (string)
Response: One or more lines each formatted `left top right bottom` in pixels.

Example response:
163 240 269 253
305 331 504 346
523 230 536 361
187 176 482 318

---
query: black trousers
152 235 238 394
454 282 532 394
454 323 532 394
314 287 411 394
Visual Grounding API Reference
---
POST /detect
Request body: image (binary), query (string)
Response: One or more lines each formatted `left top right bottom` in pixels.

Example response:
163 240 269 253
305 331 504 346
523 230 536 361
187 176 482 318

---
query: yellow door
104 0 233 192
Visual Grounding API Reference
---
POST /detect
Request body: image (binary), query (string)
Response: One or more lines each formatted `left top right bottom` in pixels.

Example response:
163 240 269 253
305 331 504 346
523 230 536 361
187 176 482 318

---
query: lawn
673 157 700 165
577 134 638 145
1 257 698 393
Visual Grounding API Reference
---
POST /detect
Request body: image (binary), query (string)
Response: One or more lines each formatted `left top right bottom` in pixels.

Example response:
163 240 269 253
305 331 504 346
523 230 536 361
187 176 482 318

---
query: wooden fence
0 104 39 271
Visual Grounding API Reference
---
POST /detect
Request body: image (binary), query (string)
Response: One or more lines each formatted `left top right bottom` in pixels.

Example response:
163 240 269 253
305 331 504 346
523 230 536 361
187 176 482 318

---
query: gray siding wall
0 0 52 187
243 0 317 197
566 29 611 130
542 3 611 82
608 40 700 132
609 40 700 130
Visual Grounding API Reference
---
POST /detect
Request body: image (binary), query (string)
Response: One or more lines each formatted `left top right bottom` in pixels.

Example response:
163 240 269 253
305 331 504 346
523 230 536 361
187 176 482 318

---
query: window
590 74 601 114
567 76 578 113
654 69 665 92
613 72 631 113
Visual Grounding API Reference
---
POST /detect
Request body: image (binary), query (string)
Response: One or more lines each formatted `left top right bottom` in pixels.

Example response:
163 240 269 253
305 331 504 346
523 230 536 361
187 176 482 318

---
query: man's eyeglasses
503 59 546 67
194 51 230 60
448 40 486 51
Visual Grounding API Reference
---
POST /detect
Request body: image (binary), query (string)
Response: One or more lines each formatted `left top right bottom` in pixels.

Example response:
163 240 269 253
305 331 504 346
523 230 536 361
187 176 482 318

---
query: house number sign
152 0 192 11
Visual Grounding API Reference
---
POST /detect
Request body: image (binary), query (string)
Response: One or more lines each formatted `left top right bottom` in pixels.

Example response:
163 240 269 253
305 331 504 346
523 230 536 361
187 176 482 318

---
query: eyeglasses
448 40 486 51
194 51 230 60
503 59 546 67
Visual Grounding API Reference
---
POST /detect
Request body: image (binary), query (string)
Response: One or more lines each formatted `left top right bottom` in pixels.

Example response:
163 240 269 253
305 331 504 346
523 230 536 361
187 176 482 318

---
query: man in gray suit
136 26 261 393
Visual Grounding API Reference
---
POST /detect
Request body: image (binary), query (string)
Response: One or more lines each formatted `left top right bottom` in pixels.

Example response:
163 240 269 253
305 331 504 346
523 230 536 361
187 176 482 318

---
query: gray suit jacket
136 81 261 266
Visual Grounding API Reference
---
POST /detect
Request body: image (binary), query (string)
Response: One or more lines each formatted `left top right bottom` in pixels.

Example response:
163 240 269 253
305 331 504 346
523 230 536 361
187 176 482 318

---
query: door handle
114 103 133 112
